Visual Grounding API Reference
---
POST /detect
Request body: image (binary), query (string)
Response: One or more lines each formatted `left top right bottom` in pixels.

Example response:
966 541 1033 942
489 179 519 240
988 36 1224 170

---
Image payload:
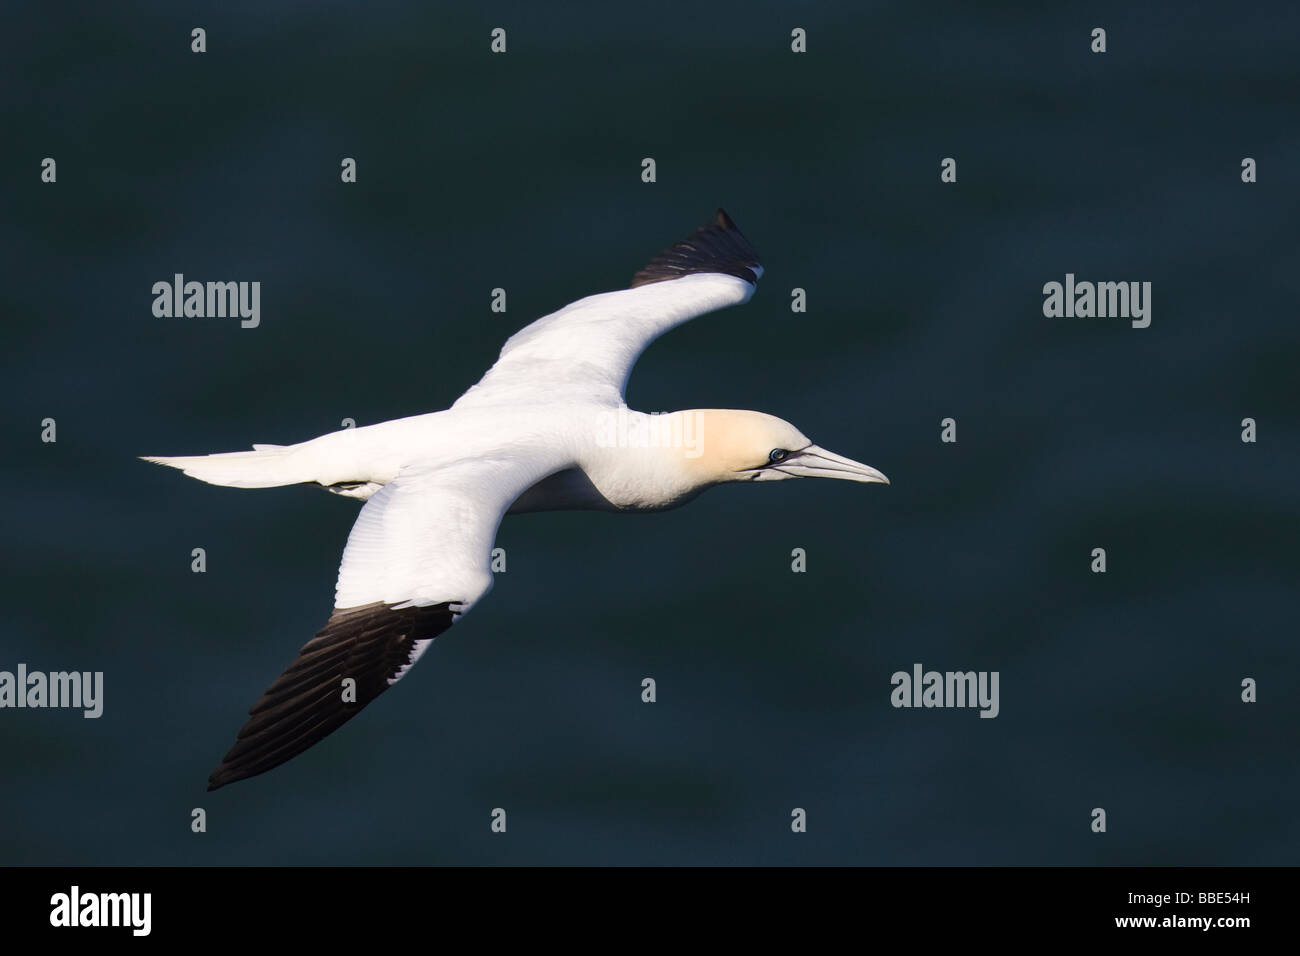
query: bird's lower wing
206 453 564 791
206 602 456 790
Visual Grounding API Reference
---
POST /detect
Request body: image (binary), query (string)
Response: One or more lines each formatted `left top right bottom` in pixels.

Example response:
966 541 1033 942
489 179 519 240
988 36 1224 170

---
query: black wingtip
207 762 241 791
630 209 761 288
204 601 457 791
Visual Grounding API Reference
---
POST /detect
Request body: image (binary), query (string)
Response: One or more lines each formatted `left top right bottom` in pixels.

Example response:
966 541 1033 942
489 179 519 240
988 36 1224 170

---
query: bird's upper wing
206 452 562 790
454 209 763 409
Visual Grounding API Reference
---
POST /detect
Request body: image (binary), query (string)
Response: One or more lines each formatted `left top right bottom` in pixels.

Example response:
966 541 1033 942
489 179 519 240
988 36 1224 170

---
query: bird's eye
769 448 788 463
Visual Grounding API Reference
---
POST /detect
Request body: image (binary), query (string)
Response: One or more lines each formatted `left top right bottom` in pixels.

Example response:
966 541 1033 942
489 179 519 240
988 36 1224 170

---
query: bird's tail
141 443 313 489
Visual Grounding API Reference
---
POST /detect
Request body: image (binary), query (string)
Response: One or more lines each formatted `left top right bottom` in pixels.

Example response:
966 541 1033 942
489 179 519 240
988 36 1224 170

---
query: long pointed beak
776 445 889 484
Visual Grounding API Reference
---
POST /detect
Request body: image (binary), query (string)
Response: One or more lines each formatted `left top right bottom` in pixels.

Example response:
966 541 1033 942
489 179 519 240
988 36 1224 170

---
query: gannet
145 210 889 790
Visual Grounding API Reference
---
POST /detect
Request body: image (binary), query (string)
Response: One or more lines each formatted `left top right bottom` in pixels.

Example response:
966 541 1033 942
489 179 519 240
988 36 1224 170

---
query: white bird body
145 210 888 790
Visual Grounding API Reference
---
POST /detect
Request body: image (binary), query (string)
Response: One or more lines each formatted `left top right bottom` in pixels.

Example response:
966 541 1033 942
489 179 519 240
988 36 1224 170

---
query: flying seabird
145 209 889 791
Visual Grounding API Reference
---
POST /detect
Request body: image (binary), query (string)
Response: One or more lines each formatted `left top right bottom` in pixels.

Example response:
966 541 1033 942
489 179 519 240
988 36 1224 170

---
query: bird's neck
601 408 758 484
571 409 747 512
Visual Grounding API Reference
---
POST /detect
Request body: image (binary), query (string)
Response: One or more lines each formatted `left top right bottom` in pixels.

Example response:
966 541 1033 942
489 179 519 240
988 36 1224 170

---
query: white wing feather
454 273 756 409
333 453 563 612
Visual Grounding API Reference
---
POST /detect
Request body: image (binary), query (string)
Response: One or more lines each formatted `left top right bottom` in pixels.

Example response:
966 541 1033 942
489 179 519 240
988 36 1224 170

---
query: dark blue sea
2 1 1297 864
